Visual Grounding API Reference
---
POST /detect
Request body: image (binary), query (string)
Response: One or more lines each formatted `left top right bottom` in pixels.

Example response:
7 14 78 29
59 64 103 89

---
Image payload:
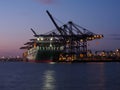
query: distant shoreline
71 59 120 63
0 58 120 63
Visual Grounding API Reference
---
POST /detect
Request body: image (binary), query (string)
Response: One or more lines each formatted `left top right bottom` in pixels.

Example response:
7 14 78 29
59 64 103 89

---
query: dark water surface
0 62 120 90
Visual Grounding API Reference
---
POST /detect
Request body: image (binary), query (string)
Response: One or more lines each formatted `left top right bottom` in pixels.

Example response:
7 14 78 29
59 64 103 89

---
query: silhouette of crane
20 10 104 58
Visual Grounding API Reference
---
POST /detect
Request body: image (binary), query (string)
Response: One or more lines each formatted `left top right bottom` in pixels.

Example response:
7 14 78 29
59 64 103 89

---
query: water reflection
99 63 106 88
86 63 106 90
42 70 56 90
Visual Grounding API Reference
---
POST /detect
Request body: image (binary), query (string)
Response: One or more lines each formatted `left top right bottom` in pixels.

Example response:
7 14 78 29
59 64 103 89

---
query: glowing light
100 35 102 38
37 37 40 41
50 37 53 41
42 70 56 90
116 49 119 52
94 35 97 38
40 37 44 41
50 44 52 47
80 39 83 42
89 37 92 40
97 35 99 38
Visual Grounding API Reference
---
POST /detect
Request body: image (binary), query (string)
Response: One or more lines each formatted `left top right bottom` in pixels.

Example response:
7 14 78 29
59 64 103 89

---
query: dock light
99 35 103 38
116 49 119 52
40 37 44 41
50 37 53 41
50 44 52 47
97 35 99 38
94 35 97 38
37 37 40 41
80 39 83 42
89 37 92 40
113 53 116 55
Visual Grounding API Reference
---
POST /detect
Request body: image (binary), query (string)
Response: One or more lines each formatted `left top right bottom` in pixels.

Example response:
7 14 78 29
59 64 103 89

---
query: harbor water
0 62 120 90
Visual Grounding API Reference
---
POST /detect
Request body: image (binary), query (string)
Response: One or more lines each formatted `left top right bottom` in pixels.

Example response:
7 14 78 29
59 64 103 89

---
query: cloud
34 0 54 4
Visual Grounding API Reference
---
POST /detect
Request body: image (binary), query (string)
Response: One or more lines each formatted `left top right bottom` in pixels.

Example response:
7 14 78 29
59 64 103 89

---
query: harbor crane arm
30 28 39 37
46 10 63 36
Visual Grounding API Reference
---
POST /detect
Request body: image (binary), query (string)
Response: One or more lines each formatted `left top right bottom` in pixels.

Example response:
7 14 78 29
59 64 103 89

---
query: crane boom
46 10 63 35
31 28 39 37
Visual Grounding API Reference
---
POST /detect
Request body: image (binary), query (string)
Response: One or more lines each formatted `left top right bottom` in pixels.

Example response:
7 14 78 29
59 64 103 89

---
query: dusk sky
0 0 120 57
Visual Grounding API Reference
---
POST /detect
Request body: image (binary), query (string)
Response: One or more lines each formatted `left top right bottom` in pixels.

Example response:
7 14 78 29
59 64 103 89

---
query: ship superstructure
20 10 103 62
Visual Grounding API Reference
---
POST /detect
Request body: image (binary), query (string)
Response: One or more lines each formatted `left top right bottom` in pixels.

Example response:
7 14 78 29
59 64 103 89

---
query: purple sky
0 0 120 57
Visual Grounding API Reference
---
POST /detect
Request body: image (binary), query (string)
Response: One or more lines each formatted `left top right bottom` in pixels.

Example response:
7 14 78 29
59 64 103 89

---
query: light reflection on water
42 70 56 90
0 62 120 90
85 63 106 90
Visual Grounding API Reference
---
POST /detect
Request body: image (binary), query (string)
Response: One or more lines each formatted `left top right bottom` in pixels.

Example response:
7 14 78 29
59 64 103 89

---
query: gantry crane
20 10 104 60
45 10 103 58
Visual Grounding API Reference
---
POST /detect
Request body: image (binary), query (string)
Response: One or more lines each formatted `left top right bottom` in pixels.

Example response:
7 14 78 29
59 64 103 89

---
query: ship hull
24 47 62 63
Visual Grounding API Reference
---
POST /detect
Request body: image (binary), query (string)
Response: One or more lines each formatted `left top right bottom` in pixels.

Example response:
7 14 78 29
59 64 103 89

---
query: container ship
20 33 64 62
20 10 103 63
